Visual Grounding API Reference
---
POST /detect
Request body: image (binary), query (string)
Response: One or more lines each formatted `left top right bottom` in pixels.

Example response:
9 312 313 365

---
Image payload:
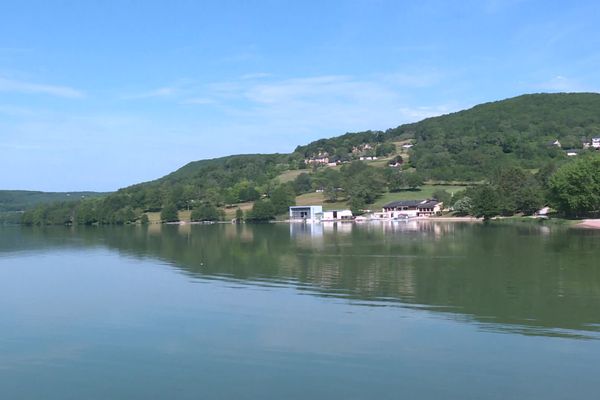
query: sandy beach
576 219 600 229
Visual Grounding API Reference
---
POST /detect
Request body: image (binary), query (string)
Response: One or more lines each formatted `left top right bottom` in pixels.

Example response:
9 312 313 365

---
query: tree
405 173 424 190
160 203 179 222
246 199 276 222
548 155 600 217
387 170 407 192
293 173 312 194
270 184 296 215
140 214 150 224
432 189 452 206
341 161 385 206
235 207 244 222
349 196 366 215
453 197 473 216
516 186 544 215
469 185 501 220
376 142 396 157
323 185 339 202
191 204 220 221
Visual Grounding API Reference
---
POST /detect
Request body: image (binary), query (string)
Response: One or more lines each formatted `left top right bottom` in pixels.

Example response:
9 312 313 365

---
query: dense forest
18 93 600 225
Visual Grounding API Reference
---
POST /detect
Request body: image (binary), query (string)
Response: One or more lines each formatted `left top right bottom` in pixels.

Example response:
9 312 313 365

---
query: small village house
381 199 443 218
289 205 323 222
547 139 561 148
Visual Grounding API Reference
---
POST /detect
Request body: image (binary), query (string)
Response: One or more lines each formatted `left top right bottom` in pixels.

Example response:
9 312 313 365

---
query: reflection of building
289 205 323 222
289 222 324 249
322 209 353 221
322 221 353 234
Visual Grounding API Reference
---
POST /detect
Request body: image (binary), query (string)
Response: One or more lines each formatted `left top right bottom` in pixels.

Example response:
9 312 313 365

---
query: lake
1 221 599 399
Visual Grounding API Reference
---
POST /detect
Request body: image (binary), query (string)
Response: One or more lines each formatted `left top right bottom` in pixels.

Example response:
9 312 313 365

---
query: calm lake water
1 222 599 399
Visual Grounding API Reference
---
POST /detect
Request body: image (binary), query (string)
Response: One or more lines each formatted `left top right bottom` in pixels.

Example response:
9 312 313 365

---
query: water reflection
1 222 600 338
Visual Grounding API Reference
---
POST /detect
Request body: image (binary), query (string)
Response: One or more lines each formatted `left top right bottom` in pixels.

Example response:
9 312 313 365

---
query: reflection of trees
3 223 600 337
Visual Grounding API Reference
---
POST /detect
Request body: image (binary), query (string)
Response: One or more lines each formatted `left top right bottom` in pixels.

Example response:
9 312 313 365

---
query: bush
160 203 179 222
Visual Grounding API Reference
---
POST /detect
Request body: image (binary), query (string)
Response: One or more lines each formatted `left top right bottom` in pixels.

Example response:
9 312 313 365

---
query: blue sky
1 0 599 191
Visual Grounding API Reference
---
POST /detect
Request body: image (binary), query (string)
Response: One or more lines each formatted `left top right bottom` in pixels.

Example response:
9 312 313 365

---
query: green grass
295 192 348 210
295 184 468 211
275 169 310 183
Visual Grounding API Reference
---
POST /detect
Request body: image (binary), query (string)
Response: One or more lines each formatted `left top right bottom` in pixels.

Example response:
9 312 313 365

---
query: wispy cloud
535 75 590 92
122 86 179 100
180 97 215 105
0 76 84 98
240 72 271 80
125 72 457 151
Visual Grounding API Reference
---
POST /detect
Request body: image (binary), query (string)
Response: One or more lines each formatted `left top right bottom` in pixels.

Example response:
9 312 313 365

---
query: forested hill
403 92 600 180
0 190 108 212
296 92 600 180
19 92 600 225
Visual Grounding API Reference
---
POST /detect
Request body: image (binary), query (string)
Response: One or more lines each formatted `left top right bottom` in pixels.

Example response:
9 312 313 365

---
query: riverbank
575 219 600 229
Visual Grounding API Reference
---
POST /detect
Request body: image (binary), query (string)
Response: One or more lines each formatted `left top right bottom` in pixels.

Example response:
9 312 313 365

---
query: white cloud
0 76 84 98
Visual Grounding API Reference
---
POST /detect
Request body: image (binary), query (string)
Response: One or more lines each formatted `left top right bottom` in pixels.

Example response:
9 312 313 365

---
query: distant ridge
0 190 109 212
15 92 600 225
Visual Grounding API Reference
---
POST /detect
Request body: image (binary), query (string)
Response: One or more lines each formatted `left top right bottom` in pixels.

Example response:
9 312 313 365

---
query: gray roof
383 199 440 209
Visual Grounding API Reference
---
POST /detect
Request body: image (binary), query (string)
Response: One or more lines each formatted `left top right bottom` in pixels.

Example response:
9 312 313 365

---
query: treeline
294 130 403 162
20 160 422 225
447 154 600 219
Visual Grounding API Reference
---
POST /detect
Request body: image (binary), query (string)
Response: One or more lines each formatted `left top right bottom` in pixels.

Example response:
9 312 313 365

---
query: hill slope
296 92 600 180
19 92 600 225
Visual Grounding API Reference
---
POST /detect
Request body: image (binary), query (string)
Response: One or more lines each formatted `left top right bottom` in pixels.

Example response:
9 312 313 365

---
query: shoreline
575 219 600 229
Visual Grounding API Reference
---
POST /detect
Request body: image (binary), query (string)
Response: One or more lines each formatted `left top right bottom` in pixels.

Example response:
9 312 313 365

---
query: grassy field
274 169 310 183
295 192 348 210
295 184 467 211
145 209 192 223
221 201 254 220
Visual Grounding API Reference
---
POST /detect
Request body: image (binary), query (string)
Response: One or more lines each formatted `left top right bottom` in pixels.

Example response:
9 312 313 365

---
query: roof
383 199 441 209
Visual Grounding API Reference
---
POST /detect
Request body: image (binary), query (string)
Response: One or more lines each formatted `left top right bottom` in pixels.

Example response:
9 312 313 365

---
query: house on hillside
381 199 443 218
352 143 373 154
289 205 323 222
322 209 353 221
388 156 404 167
592 137 600 149
547 139 561 148
305 151 330 165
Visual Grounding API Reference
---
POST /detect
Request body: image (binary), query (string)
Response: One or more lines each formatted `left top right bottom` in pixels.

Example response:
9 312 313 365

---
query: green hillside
403 93 600 180
20 93 600 225
297 93 600 180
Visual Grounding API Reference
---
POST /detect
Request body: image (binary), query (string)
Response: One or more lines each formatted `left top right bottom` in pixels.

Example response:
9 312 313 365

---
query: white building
592 137 600 148
289 205 323 222
381 199 443 218
322 209 353 221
